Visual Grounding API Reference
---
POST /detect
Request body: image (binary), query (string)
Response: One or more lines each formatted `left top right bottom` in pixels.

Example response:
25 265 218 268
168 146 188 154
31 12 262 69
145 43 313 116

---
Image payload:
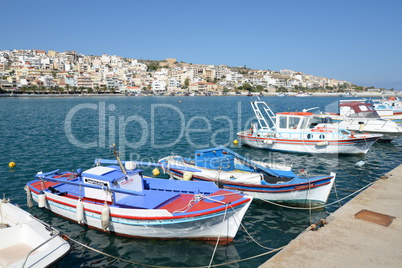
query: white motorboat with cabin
237 99 381 154
317 101 402 140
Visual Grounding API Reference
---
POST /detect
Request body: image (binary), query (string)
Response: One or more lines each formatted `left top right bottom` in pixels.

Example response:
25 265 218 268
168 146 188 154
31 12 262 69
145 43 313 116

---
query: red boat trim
238 135 379 144
171 169 332 188
31 186 250 221
51 211 234 245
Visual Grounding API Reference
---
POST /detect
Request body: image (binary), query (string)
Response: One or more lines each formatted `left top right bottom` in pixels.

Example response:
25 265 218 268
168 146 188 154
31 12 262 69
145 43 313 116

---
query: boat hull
0 200 71 268
318 113 402 140
27 182 252 244
237 131 378 154
169 172 334 206
160 157 336 206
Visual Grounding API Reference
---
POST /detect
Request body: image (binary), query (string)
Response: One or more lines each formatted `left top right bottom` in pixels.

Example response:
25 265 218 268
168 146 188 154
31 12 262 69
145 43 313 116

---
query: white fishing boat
26 149 252 245
236 99 381 154
0 198 71 268
368 97 402 125
295 92 311 97
318 101 402 140
159 146 336 206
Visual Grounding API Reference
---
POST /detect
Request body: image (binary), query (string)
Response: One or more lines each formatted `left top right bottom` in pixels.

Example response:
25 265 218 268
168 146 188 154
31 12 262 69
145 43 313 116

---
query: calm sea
0 95 401 267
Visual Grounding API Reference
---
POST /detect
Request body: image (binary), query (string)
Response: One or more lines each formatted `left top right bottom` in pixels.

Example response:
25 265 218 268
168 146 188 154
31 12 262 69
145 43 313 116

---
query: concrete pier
261 164 402 268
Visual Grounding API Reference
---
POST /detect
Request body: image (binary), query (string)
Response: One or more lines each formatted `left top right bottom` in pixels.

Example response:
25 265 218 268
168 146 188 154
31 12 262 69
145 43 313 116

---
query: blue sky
1 0 401 90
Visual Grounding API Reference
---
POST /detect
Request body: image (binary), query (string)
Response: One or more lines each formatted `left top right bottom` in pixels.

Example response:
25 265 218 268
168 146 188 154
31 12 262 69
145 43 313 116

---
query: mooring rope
60 201 284 268
63 232 284 268
259 180 377 210
208 204 228 268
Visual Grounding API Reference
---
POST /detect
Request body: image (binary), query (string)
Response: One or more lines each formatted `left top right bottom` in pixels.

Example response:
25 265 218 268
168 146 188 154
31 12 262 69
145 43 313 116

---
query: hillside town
0 49 369 95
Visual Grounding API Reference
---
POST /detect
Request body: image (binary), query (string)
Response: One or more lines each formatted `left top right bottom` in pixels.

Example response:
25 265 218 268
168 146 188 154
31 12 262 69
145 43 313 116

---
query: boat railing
36 172 146 197
21 216 64 268
250 100 276 130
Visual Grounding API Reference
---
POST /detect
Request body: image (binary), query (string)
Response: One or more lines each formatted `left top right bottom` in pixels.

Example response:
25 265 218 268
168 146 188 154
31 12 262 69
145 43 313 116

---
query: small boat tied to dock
25 147 253 245
316 100 402 141
159 146 336 207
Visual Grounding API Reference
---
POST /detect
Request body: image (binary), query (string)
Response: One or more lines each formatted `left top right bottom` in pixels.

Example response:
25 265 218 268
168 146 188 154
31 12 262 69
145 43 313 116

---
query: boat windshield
278 115 303 129
279 116 287 129
289 116 301 129
340 103 381 119
300 117 309 129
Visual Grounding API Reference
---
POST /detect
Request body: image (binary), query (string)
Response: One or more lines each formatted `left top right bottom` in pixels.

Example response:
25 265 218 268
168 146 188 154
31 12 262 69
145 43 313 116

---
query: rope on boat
208 204 228 268
259 180 377 210
172 194 203 213
172 191 240 213
60 202 283 267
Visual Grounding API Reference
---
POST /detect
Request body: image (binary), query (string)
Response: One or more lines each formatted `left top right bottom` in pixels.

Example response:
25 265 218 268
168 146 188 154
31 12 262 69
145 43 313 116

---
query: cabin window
340 106 354 116
300 118 308 129
278 116 287 129
289 117 301 129
359 105 369 112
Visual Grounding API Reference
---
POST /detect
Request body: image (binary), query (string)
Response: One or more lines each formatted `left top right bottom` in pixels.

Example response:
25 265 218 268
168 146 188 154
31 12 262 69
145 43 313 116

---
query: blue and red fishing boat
26 149 252 245
159 146 336 207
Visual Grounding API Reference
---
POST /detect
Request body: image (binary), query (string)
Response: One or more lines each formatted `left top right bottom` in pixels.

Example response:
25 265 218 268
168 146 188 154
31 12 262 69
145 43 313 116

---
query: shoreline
0 92 399 98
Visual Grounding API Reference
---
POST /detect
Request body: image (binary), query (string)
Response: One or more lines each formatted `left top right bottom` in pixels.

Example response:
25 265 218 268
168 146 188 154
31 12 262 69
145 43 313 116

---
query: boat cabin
339 102 380 119
275 112 315 130
81 163 144 202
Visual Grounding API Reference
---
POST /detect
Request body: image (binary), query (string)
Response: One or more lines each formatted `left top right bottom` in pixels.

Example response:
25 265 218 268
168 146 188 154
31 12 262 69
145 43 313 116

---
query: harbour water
0 96 401 267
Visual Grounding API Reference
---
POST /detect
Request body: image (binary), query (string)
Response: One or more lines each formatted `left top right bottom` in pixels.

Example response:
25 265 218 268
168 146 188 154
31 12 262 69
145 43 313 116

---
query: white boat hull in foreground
0 199 71 268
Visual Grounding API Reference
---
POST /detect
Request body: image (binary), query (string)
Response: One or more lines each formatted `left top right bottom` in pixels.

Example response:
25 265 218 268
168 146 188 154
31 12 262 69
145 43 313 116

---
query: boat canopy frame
250 100 276 130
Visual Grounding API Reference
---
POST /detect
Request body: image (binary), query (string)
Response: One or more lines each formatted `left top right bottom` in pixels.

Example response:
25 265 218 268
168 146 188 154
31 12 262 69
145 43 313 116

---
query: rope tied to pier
62 233 285 268
259 179 377 210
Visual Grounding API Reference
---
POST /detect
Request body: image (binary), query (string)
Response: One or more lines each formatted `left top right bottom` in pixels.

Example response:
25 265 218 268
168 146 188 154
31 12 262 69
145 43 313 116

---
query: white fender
316 141 329 147
38 192 46 208
183 171 193 181
76 199 84 223
24 185 33 208
101 202 110 230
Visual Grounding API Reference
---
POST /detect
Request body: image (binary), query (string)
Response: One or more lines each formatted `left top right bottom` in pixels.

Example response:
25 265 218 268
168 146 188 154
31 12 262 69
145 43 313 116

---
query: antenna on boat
112 144 127 174
302 107 319 112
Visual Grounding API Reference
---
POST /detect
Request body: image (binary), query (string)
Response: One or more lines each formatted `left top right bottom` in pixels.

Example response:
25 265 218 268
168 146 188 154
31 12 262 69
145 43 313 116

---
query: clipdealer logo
64 101 254 157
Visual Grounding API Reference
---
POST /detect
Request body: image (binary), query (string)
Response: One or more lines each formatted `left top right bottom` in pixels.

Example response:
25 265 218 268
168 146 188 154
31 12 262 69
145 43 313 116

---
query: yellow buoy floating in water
8 162 16 168
152 168 160 177
233 139 238 145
